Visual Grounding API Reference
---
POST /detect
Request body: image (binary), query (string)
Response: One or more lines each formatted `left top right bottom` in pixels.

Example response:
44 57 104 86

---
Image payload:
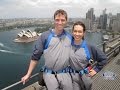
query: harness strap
69 66 92 76
42 67 70 74
81 40 91 60
42 67 69 89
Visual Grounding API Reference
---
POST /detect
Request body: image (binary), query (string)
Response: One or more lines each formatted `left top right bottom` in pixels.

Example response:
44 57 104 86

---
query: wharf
105 36 120 53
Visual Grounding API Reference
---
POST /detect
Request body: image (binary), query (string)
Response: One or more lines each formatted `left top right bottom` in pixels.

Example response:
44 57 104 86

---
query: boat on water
14 30 41 43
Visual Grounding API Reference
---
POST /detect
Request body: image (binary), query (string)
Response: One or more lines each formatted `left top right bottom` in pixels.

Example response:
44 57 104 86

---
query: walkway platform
92 53 120 90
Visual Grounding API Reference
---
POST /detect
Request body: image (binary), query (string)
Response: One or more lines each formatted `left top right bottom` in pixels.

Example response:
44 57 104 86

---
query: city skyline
0 0 120 19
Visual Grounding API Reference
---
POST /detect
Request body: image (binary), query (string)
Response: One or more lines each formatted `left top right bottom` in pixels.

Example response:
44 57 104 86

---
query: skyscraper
86 8 95 30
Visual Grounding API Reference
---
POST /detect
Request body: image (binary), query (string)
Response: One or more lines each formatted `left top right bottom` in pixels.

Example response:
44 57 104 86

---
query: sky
0 0 120 19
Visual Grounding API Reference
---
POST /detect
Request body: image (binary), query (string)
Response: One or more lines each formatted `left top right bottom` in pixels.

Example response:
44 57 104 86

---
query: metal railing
1 73 39 90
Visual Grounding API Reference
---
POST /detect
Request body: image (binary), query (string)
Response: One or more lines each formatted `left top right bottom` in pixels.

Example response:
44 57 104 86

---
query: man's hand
21 74 30 85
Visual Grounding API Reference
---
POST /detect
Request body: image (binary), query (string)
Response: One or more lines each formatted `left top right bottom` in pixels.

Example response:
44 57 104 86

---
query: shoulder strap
87 44 96 65
44 32 53 50
81 40 91 61
87 44 94 60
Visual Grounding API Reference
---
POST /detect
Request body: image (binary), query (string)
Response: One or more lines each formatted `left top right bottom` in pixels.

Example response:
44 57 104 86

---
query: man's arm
21 60 38 84
26 60 38 77
21 31 50 84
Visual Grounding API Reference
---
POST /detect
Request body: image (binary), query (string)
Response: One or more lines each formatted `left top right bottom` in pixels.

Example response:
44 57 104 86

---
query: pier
1 36 120 90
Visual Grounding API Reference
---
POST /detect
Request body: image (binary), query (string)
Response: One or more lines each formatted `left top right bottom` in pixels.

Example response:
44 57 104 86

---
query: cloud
0 0 120 18
110 0 120 4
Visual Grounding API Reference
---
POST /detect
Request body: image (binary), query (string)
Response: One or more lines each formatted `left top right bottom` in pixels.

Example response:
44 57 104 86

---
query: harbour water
0 28 103 89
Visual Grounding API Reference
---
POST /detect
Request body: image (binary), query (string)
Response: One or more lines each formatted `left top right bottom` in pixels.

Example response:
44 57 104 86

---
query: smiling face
53 9 67 34
72 21 86 44
54 14 67 32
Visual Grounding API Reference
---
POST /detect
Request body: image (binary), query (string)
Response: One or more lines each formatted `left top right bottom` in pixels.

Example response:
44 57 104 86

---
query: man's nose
57 20 62 24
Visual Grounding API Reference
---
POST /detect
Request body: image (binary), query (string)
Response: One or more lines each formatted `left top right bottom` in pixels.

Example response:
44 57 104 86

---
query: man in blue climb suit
69 21 107 90
21 9 73 90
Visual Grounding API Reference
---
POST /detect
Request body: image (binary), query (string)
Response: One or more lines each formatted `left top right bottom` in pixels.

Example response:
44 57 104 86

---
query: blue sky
0 0 120 19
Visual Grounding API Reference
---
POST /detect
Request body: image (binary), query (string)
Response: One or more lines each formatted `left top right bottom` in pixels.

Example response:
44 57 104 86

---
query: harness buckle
89 59 94 64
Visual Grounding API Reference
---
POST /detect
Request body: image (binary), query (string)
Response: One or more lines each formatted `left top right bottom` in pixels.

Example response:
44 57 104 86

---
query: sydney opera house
14 30 41 43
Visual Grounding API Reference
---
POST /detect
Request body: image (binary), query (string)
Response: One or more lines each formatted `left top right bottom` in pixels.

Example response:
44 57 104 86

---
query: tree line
0 23 53 33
